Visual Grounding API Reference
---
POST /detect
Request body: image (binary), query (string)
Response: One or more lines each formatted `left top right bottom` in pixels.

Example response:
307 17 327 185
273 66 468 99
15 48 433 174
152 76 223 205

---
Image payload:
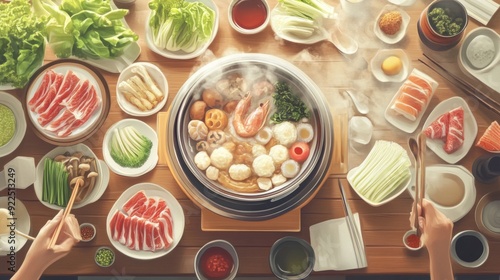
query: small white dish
102 118 158 177
407 164 476 222
374 4 410 44
116 62 168 117
0 84 16 91
33 143 110 210
0 197 30 254
347 165 411 207
106 183 185 260
403 229 424 251
422 97 478 164
370 49 411 82
458 27 500 93
0 92 26 157
384 69 438 133
229 0 270 34
145 0 219 60
80 222 96 242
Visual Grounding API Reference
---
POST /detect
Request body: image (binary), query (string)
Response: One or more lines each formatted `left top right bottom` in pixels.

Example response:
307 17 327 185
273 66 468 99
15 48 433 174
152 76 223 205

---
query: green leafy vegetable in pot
271 81 310 123
148 0 215 53
428 7 464 36
33 0 138 59
110 126 153 168
0 0 46 88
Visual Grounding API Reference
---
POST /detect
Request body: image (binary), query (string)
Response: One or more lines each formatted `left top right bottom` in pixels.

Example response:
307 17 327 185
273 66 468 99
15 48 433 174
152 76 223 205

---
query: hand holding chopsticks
48 177 84 249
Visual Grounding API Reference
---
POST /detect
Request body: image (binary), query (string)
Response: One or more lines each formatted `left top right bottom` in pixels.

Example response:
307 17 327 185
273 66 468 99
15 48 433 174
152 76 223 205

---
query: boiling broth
427 173 465 207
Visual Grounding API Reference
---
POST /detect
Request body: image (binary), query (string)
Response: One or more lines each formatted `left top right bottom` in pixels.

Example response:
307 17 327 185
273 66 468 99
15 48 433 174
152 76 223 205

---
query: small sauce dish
194 239 239 280
269 236 315 280
403 229 424 251
229 0 270 34
79 222 96 242
95 246 115 268
370 49 411 83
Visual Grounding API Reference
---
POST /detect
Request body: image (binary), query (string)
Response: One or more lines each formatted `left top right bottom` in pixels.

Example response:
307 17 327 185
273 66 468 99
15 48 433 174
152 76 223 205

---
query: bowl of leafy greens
0 0 46 89
145 0 219 60
102 118 158 177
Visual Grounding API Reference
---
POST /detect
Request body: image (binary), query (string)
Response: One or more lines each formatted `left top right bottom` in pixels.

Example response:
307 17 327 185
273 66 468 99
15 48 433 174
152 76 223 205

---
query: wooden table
2 0 500 277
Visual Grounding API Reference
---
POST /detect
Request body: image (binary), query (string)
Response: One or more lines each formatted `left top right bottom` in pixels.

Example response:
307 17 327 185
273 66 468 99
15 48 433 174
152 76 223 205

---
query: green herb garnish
271 81 310 123
428 7 464 36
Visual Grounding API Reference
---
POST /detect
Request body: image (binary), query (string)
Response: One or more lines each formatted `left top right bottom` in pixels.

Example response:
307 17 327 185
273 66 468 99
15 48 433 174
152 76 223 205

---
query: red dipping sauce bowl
194 240 239 280
229 0 270 34
403 229 424 251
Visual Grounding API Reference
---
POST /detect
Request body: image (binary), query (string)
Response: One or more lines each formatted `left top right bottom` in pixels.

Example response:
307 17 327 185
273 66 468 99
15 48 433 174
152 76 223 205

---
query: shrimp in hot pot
232 94 270 138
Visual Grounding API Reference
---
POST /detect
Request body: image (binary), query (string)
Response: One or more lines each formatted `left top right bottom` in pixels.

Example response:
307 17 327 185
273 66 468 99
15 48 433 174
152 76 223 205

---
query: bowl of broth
269 236 315 280
451 230 489 268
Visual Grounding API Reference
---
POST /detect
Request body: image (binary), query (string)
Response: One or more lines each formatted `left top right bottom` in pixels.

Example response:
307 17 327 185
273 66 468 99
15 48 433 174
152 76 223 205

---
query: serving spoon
345 90 369 115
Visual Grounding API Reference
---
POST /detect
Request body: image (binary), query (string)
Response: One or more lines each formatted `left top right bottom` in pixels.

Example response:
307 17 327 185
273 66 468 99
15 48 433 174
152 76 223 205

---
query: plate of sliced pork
422 97 478 164
106 183 185 260
23 59 110 146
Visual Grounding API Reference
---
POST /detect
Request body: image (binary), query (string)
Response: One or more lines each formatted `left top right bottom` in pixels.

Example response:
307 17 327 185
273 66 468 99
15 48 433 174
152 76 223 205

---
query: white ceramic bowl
116 62 168 117
0 92 26 157
451 230 489 268
194 240 239 280
79 222 96 242
33 143 110 210
403 229 424 251
102 118 158 177
145 0 219 60
228 0 270 34
370 49 411 83
374 4 410 44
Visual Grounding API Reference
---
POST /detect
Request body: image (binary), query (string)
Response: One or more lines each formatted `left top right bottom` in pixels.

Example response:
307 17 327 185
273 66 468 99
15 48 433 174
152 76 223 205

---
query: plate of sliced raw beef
23 59 110 145
107 183 185 260
422 97 478 164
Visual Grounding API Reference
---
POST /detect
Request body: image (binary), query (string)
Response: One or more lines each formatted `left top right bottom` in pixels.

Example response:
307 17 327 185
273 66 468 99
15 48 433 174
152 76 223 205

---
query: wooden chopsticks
47 177 83 249
419 54 500 116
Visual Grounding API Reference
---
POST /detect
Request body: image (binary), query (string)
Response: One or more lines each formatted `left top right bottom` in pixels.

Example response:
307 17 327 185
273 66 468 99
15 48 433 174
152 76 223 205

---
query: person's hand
13 210 81 279
410 199 453 253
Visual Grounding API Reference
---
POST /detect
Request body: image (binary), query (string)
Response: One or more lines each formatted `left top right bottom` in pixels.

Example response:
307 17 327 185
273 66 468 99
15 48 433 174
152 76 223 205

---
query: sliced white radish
257 177 273 190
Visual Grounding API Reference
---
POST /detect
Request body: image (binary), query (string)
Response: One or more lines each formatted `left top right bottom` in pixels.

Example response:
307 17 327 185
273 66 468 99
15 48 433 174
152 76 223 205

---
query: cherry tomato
200 247 233 280
289 142 310 163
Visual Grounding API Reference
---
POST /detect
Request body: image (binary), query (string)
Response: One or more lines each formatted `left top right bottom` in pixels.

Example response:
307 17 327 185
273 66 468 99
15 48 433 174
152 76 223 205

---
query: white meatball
252 144 267 157
272 121 297 146
210 147 233 169
269 145 289 165
252 154 275 177
194 151 211 170
206 166 219 181
229 164 252 181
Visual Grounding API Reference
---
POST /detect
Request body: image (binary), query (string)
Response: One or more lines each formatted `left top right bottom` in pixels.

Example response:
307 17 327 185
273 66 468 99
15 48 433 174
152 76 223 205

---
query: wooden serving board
157 110 347 231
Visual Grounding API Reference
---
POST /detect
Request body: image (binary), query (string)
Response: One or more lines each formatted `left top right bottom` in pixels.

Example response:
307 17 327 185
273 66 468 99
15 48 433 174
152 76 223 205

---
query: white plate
370 49 411 83
347 166 411 207
0 85 16 91
102 119 158 177
407 165 475 222
106 183 185 260
0 92 26 157
458 27 500 93
33 143 110 210
374 4 410 45
145 0 219 60
66 0 140 73
422 96 478 164
25 61 105 141
116 62 168 117
0 197 30 254
384 68 438 133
